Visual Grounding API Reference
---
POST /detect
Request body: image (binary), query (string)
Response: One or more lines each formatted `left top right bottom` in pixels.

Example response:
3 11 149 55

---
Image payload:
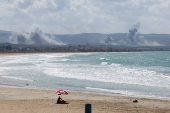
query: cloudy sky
0 0 170 34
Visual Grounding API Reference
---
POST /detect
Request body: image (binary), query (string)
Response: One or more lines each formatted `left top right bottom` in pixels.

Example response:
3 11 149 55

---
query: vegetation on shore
0 43 170 53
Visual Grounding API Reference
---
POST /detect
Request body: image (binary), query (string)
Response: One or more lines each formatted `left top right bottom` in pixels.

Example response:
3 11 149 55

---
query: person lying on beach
57 96 66 103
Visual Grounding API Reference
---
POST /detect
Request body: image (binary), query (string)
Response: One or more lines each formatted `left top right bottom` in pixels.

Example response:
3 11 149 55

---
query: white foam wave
43 63 170 89
100 58 109 60
100 62 108 65
85 87 170 99
1 52 170 99
71 60 81 61
1 76 33 82
110 63 121 66
61 59 69 61
37 53 73 58
100 58 105 60
86 87 140 96
77 53 92 55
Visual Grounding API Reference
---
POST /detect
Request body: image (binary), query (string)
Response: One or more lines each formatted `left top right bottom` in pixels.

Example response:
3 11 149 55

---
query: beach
0 85 170 113
1 52 170 113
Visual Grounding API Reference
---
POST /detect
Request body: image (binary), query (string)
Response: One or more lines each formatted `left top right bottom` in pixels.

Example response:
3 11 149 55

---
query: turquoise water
0 52 170 99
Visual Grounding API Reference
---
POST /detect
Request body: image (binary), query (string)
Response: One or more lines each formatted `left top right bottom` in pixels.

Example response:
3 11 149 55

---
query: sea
0 52 170 99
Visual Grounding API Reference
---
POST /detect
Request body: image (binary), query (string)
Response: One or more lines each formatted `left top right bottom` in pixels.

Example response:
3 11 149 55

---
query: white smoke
118 22 163 46
100 35 116 45
134 22 140 29
136 36 163 46
125 22 140 46
126 28 138 45
9 27 65 45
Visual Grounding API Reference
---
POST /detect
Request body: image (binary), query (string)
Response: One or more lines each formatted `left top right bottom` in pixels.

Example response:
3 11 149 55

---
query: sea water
0 52 170 99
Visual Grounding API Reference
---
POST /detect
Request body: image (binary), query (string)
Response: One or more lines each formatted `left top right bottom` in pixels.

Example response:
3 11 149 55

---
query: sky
0 0 170 34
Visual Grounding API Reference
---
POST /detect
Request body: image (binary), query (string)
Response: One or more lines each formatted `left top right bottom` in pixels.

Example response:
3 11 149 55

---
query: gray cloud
17 0 33 9
0 0 170 34
53 0 69 11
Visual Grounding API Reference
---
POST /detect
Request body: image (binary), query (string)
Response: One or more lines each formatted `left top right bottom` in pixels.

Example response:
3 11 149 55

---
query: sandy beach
1 52 170 113
0 85 170 113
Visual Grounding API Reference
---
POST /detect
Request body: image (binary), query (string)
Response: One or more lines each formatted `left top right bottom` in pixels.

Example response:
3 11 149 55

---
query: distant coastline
1 43 170 54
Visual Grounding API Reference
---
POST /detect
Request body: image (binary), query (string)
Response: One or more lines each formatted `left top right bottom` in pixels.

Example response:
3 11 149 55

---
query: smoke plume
100 35 115 45
9 27 64 45
114 22 163 46
136 36 162 46
124 22 162 46
125 22 140 46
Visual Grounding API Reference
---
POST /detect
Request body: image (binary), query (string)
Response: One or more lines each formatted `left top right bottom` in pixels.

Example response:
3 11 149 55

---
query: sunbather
57 96 66 103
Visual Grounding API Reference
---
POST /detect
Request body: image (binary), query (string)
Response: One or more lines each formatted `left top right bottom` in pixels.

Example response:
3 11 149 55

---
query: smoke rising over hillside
126 28 138 45
4 24 165 47
115 22 163 46
100 35 115 45
99 22 163 46
9 27 64 45
125 22 140 46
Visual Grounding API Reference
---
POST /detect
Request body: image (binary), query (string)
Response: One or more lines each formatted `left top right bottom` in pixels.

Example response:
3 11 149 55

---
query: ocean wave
100 62 108 65
1 52 170 99
85 87 170 99
1 76 33 82
43 64 170 89
86 87 141 96
100 58 109 60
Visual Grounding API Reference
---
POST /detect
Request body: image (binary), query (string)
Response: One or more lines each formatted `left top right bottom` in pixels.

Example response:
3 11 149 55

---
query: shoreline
0 52 63 56
0 51 170 56
1 52 170 101
1 52 170 112
1 83 170 101
1 85 170 113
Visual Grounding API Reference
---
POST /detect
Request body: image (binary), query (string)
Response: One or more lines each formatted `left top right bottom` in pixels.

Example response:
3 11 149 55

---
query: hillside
0 30 170 47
